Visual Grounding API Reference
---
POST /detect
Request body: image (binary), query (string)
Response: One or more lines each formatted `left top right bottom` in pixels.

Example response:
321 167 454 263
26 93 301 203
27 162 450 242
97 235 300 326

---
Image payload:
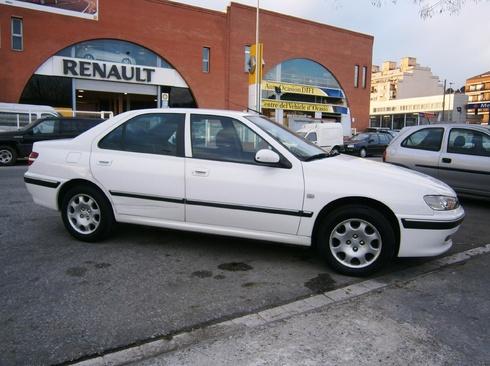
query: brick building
0 0 373 131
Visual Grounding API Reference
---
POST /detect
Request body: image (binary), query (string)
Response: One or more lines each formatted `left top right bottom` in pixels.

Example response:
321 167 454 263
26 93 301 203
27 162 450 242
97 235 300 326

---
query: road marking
70 244 490 366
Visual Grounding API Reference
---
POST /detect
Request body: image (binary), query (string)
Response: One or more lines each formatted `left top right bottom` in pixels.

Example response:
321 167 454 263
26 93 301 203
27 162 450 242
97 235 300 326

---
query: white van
297 123 344 153
0 103 59 131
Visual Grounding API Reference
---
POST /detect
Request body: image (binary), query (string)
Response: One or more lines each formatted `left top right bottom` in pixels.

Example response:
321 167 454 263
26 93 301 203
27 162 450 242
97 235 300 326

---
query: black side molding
401 217 464 230
415 164 490 176
109 191 313 218
24 177 60 189
110 191 185 204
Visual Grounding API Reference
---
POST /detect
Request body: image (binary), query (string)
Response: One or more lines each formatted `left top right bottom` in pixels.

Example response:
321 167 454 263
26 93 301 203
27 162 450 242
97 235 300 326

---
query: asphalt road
0 165 488 365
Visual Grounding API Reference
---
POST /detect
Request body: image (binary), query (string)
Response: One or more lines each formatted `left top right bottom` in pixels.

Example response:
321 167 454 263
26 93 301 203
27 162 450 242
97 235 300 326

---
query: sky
171 0 490 88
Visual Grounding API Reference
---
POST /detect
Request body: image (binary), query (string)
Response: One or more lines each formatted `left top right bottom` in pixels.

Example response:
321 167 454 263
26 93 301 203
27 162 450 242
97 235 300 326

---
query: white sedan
24 109 464 276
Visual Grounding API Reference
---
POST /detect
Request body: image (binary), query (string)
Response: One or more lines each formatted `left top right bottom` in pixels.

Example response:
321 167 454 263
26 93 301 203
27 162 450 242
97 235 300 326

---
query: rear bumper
24 173 62 211
397 209 465 257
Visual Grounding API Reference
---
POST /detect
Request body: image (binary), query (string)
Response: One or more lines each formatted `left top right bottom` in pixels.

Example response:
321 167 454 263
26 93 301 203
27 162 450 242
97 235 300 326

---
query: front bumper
397 208 465 257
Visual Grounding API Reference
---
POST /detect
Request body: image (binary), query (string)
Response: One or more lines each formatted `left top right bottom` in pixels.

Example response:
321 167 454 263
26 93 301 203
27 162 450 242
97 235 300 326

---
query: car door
439 127 490 196
397 127 444 177
90 112 186 221
185 113 304 235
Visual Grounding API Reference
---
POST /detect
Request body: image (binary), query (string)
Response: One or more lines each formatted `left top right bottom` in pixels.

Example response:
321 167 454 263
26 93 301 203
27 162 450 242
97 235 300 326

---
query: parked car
76 45 136 64
0 102 59 132
343 131 393 157
24 109 464 276
0 117 104 166
384 124 490 198
296 122 344 154
365 128 399 138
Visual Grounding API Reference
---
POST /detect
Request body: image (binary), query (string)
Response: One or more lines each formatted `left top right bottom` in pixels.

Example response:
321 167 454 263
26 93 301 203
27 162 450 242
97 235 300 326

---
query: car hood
302 154 456 216
0 130 19 138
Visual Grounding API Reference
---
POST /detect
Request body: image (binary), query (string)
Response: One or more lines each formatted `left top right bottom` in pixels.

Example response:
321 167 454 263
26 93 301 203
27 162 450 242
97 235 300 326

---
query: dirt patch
218 262 253 272
304 273 336 293
191 270 213 278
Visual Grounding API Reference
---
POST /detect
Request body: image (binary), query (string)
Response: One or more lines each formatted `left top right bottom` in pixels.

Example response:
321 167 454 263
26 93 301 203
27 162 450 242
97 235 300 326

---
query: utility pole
441 79 446 121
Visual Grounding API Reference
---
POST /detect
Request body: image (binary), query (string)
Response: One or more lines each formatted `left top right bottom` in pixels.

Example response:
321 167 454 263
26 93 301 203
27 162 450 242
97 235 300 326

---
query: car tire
84 54 94 60
61 185 114 242
316 204 396 276
359 148 367 158
0 146 17 166
330 146 340 155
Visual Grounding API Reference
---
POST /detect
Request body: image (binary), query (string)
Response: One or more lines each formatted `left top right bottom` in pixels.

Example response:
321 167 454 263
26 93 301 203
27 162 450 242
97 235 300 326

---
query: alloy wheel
67 194 101 235
329 218 382 269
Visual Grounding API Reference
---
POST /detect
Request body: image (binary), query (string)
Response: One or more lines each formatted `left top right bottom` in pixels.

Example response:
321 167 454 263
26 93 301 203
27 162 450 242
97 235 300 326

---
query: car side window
401 128 444 152
190 114 272 164
60 119 78 134
369 134 379 144
99 113 184 156
306 132 317 142
379 134 390 144
32 119 58 135
448 128 490 157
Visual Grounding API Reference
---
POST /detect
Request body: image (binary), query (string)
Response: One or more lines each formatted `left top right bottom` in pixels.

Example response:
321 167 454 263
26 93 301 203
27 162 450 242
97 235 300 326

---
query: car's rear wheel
0 146 17 166
61 185 114 242
359 148 367 158
316 205 396 276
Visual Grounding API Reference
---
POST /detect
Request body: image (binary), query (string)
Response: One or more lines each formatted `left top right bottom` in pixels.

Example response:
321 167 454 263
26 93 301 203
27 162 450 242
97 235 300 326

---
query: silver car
384 124 490 198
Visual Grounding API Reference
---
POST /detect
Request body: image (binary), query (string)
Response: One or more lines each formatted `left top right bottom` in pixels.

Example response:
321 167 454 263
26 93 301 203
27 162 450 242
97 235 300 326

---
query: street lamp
255 0 261 113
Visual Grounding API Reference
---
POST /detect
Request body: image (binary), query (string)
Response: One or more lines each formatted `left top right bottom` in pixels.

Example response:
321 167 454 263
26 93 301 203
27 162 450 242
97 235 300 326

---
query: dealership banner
262 99 335 113
262 81 344 98
0 0 98 20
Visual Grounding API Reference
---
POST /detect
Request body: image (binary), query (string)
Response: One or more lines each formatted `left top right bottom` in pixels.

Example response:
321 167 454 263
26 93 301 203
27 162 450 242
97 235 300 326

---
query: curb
71 244 490 366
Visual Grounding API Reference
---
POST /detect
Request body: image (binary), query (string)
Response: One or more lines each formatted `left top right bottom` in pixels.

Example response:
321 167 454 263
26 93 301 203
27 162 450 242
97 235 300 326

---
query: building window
362 66 367 88
202 47 210 73
11 17 23 51
244 45 251 72
354 65 359 88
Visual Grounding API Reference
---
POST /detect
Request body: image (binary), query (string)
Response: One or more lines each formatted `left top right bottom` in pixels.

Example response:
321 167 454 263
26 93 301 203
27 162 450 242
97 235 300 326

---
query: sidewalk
131 251 489 366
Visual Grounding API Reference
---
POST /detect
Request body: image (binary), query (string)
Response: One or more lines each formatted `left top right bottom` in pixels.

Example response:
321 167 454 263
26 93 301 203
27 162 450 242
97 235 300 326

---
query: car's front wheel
0 146 17 166
359 148 367 158
316 205 396 276
61 185 114 242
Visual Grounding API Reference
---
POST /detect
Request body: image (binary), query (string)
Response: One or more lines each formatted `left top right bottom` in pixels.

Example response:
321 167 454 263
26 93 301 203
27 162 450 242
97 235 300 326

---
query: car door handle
442 158 452 164
192 169 209 177
97 160 112 166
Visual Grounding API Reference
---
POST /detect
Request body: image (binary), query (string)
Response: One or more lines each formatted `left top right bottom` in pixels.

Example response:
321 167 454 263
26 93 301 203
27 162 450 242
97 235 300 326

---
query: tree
370 0 487 18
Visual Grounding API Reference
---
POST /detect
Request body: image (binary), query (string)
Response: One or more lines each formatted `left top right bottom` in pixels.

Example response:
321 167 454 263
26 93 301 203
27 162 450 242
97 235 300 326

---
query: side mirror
368 139 374 143
255 149 280 164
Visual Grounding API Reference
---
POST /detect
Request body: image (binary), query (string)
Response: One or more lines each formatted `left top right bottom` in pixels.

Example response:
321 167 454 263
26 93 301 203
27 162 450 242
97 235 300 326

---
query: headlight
347 144 354 148
424 195 460 211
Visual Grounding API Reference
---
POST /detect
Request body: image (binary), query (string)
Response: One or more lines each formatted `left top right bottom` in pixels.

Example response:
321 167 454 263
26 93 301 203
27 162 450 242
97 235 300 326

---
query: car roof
403 123 489 132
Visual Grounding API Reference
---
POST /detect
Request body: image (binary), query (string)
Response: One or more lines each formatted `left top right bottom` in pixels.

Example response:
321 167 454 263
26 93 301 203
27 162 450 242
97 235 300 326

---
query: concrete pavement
73 245 490 366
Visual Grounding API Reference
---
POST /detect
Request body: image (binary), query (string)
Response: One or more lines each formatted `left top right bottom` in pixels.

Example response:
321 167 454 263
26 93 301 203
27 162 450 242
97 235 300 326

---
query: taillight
28 151 39 166
382 149 386 162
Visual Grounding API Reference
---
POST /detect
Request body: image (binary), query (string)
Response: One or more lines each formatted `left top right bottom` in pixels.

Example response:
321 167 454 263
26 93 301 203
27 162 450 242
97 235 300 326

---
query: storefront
0 1 372 129
260 58 351 134
19 39 196 116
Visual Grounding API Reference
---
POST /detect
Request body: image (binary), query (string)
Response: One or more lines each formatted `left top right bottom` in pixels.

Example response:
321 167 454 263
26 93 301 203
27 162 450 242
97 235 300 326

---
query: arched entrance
262 58 350 134
20 39 196 116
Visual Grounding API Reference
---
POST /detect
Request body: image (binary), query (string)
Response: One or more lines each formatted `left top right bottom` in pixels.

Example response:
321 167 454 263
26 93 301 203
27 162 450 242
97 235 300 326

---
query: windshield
246 116 325 160
352 133 370 141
